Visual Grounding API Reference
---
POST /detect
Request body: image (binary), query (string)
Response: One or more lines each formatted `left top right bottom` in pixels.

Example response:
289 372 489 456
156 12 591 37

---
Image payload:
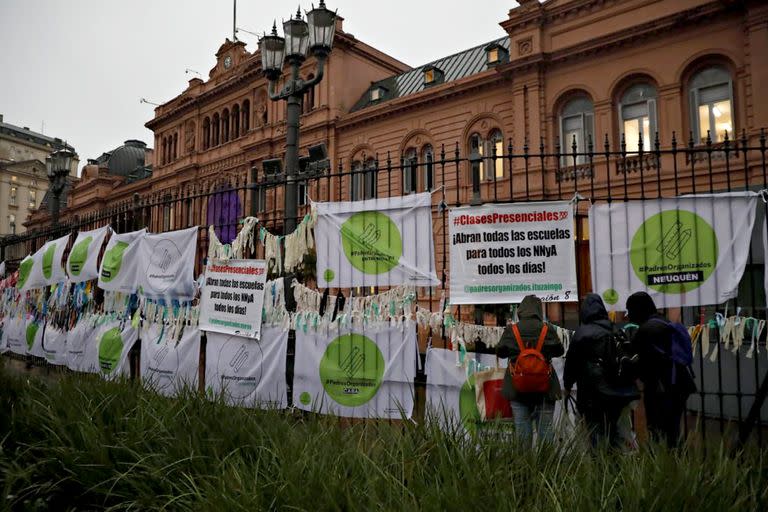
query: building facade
0 114 78 235
24 0 768 298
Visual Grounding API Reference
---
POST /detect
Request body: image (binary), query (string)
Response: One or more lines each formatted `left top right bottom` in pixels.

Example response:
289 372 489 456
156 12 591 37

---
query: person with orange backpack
495 295 564 446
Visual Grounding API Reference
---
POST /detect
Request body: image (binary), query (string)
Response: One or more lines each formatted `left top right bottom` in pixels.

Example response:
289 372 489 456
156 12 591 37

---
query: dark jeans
583 406 622 448
644 392 685 448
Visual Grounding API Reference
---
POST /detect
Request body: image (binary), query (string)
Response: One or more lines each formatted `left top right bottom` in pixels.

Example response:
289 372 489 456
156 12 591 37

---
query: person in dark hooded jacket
626 291 688 448
495 295 564 446
564 293 630 447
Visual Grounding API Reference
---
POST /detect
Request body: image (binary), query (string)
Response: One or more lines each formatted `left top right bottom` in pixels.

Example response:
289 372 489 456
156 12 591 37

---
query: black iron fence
2 129 768 445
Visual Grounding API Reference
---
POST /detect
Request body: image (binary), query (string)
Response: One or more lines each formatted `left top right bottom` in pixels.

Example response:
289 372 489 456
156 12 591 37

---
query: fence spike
454 141 460 161
440 144 445 163
587 133 594 154
761 128 766 151
671 131 677 150
688 131 695 149
706 130 712 147
603 133 610 153
620 132 626 155
654 131 660 152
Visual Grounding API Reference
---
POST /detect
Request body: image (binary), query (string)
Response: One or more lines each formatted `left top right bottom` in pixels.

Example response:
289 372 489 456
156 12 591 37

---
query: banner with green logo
315 193 439 288
98 228 147 293
42 325 68 366
204 327 289 408
18 233 70 291
24 315 45 358
136 227 197 300
424 348 503 434
141 322 201 398
66 316 99 373
94 321 138 380
67 225 109 283
293 323 418 419
590 193 758 310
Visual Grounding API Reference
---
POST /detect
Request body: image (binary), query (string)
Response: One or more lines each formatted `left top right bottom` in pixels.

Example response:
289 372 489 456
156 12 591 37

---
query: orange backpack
509 324 551 394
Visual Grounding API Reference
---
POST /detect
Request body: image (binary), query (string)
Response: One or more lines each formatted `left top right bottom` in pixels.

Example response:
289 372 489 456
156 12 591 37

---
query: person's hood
580 293 609 324
626 291 658 324
518 295 543 321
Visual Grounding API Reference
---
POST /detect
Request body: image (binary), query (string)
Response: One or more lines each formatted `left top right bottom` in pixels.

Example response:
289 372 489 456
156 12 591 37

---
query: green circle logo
319 333 385 407
299 391 312 406
69 236 93 276
630 210 717 294
341 211 402 275
101 241 129 282
458 374 482 435
602 288 619 305
323 269 335 283
17 258 33 289
42 244 57 280
25 322 39 350
98 327 124 374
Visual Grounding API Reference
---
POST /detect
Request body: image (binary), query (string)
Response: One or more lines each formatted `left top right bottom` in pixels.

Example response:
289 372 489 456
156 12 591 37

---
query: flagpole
233 0 237 41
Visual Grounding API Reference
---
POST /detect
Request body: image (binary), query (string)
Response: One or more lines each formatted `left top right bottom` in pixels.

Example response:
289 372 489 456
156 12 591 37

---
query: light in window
424 69 434 83
11 175 17 182
488 48 498 63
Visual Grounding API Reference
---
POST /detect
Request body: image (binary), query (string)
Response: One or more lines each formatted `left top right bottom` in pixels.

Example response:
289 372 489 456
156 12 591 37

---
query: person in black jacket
564 293 626 447
626 291 686 448
495 295 564 446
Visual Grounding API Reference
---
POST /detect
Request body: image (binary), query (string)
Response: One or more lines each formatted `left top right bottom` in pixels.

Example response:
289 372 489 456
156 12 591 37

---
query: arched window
161 137 167 165
222 108 230 143
619 83 657 152
351 158 377 201
421 145 434 191
402 148 417 194
232 104 240 139
203 117 211 149
212 113 220 145
559 95 594 164
689 66 733 143
488 130 503 179
242 100 250 133
172 133 178 160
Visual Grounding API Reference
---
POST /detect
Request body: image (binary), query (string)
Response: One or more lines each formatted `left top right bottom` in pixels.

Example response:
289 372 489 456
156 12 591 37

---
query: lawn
0 360 766 511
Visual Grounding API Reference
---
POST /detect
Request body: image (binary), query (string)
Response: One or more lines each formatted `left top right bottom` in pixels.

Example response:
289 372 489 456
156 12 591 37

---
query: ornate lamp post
259 1 337 234
45 148 74 228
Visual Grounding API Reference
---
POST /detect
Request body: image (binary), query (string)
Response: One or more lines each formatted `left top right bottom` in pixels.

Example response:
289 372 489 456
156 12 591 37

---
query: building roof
0 116 75 152
350 36 509 112
94 139 152 182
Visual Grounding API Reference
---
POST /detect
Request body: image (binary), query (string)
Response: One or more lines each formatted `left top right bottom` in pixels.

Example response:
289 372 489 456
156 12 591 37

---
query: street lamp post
45 148 74 228
259 1 337 235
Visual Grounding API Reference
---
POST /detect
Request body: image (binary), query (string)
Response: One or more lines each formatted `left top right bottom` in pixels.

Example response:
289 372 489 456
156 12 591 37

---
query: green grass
0 360 766 511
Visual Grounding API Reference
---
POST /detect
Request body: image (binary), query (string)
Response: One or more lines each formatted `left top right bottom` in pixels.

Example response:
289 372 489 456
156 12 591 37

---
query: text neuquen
453 210 568 225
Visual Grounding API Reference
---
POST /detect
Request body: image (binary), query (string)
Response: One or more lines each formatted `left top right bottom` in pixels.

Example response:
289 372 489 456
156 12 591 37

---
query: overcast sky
0 1 517 173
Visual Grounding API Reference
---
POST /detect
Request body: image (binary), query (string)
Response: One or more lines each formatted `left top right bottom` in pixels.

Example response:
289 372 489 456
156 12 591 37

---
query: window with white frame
620 83 657 152
402 148 417 194
9 186 17 206
351 159 378 201
28 189 36 209
487 130 504 179
9 214 16 234
559 96 594 165
469 133 485 179
421 145 434 191
689 66 733 144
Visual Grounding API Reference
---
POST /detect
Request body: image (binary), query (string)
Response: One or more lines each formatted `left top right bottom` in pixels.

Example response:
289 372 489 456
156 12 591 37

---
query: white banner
449 201 577 304
3 315 26 355
94 321 138 380
200 259 267 339
293 323 418 419
590 193 758 310
67 225 110 283
42 324 68 365
204 326 289 408
136 227 197 300
18 234 70 291
424 349 503 433
25 315 45 358
66 317 99 373
314 193 439 288
98 228 147 293
141 322 201 397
